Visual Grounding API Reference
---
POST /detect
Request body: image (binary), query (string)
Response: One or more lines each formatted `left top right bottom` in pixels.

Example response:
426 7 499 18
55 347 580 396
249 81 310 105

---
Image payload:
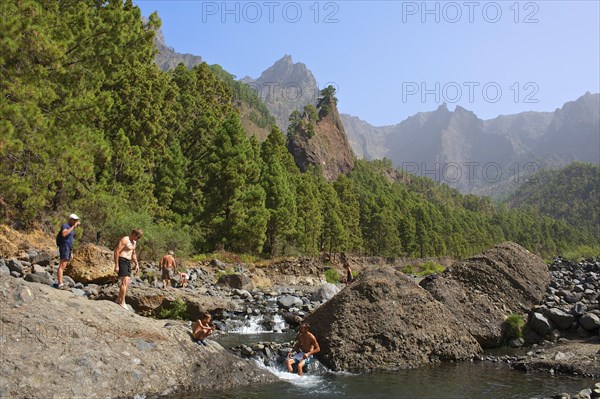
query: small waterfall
225 314 288 334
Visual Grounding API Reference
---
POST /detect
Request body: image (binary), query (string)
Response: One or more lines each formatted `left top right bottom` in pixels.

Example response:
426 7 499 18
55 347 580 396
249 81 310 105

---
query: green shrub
402 261 445 276
216 267 236 281
158 299 188 320
504 313 526 339
324 268 340 284
417 261 445 276
561 245 600 262
401 264 415 275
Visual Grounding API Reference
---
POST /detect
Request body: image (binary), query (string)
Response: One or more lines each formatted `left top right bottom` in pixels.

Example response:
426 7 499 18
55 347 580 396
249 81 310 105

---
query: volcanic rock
64 243 116 284
305 266 481 372
420 242 550 347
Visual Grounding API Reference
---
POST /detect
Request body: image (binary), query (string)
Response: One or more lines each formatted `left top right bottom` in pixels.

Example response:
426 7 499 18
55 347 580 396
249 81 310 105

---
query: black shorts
161 268 172 280
118 257 131 277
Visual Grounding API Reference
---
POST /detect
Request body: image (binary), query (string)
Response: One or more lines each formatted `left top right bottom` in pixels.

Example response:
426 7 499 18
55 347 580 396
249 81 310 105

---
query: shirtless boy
192 313 215 346
286 323 320 376
160 250 177 289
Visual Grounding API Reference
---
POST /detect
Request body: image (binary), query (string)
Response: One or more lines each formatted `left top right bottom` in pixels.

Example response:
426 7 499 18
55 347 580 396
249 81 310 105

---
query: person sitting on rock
193 313 215 346
179 272 189 288
286 323 320 376
159 250 177 289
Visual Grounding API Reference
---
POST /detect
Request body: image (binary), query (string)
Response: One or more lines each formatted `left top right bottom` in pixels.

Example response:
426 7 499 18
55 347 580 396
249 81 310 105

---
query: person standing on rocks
343 261 354 285
286 323 320 376
192 313 215 346
54 213 81 289
113 228 142 310
159 250 177 289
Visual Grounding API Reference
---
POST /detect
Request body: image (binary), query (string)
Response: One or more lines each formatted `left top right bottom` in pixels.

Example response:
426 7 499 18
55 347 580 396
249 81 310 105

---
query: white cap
69 213 80 220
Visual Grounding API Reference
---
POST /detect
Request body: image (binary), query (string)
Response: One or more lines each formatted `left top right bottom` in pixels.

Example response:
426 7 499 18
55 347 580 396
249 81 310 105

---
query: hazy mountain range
153 35 599 196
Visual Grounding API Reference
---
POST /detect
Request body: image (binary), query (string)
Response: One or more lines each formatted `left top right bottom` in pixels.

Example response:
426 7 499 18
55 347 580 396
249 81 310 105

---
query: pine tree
295 172 323 255
260 126 298 256
201 112 268 253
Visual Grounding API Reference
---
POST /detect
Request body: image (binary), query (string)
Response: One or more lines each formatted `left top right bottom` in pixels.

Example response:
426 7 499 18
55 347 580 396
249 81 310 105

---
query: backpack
56 227 62 247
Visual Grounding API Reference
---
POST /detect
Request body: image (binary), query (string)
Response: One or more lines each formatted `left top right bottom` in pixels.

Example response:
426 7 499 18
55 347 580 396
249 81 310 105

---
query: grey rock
29 251 52 266
508 338 524 348
572 303 587 316
240 345 254 357
209 259 226 269
233 289 252 300
10 271 20 278
529 312 553 336
547 308 575 330
14 286 35 303
136 339 156 351
71 288 86 297
277 295 303 309
311 283 339 302
7 259 24 276
0 265 10 275
32 264 46 274
23 273 53 286
554 351 569 361
579 313 600 331
565 293 584 303
63 275 75 287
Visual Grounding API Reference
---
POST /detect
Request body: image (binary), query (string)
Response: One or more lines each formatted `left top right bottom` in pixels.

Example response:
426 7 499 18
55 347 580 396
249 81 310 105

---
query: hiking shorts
118 257 131 277
58 244 72 261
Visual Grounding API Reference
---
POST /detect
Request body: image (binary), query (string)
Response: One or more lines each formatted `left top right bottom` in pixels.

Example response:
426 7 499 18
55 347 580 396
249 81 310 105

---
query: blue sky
135 1 600 126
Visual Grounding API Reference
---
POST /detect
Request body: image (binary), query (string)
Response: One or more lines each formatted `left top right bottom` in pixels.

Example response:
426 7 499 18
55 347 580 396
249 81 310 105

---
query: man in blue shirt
55 213 80 289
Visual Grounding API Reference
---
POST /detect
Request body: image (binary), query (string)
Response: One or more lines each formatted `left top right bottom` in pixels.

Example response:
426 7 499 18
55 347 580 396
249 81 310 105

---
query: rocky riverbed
1 233 599 398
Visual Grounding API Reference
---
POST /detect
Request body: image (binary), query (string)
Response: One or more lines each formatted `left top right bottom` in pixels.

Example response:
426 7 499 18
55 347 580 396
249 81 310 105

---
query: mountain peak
276 54 294 65
250 56 318 130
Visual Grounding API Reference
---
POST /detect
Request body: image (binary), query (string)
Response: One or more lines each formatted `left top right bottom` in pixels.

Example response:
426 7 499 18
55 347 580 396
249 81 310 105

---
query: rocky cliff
287 95 355 181
153 25 203 71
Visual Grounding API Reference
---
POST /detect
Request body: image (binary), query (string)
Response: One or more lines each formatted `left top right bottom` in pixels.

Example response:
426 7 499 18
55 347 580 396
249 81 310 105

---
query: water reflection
173 361 595 399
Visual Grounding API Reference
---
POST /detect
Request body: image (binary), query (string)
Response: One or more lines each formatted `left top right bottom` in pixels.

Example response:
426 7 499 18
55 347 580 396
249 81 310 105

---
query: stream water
186 361 596 399
172 317 597 399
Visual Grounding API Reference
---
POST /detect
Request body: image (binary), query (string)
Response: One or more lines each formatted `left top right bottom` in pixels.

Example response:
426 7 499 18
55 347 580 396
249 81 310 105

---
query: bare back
160 254 176 270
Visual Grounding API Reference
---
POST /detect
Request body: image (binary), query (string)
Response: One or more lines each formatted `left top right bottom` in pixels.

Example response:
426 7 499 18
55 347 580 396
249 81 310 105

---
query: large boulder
420 242 550 348
64 243 115 284
529 312 553 336
311 283 339 302
304 267 482 372
579 313 600 332
96 285 235 319
0 275 275 398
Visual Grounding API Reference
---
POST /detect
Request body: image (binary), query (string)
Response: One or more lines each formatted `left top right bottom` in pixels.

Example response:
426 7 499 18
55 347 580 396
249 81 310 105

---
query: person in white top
113 228 143 310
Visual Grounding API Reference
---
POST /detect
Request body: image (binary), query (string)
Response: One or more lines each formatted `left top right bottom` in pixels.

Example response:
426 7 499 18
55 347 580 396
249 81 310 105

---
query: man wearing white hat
55 213 80 289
